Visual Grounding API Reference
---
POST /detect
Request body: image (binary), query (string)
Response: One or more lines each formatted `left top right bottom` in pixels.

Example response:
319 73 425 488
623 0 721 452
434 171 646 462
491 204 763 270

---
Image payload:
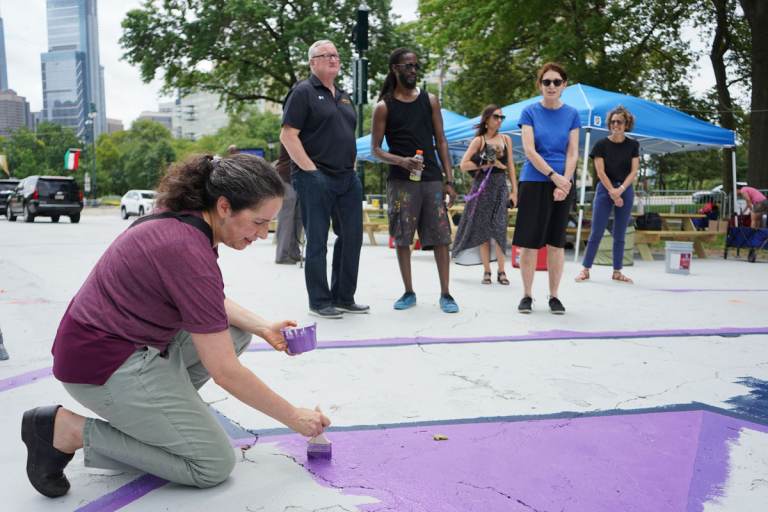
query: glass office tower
40 0 106 139
0 11 9 91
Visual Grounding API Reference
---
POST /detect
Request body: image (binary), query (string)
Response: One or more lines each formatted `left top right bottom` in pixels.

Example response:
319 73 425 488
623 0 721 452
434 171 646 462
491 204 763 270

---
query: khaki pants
63 327 252 488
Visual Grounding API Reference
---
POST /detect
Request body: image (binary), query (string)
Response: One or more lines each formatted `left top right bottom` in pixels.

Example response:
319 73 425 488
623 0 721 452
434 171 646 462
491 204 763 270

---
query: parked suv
6 175 83 223
120 189 157 219
0 178 20 217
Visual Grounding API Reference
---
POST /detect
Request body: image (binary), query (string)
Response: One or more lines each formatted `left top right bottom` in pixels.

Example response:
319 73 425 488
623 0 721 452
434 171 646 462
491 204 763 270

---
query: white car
120 190 157 219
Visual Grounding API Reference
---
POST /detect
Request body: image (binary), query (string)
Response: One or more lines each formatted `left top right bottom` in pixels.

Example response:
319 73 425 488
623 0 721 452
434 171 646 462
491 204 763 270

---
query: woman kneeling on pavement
22 153 330 498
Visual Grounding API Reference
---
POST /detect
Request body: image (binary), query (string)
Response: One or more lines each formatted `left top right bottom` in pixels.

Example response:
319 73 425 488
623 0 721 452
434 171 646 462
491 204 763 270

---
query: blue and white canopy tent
441 84 737 260
355 109 471 164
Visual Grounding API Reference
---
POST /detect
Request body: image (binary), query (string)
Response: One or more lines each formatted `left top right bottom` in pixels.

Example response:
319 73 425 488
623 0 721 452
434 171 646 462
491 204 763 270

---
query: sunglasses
395 63 421 72
541 79 564 87
492 114 506 120
610 119 626 126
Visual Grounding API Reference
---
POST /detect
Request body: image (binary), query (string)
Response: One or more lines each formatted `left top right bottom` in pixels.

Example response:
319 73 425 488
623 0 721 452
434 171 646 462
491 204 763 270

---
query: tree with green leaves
739 0 767 188
0 123 82 179
418 0 697 115
121 0 412 108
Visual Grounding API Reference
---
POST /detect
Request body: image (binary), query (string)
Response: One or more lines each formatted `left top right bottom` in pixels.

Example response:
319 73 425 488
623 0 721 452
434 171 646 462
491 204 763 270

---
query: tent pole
575 128 591 262
731 148 738 226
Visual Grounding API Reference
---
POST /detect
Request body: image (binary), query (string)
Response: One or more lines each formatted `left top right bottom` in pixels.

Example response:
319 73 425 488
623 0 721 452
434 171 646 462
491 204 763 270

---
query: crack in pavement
458 480 548 511
445 370 524 401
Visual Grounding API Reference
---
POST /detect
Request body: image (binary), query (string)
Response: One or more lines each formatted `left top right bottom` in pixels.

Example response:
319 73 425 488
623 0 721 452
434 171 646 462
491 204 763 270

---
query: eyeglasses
395 63 421 72
492 114 506 120
312 53 340 61
609 119 626 125
541 79 564 87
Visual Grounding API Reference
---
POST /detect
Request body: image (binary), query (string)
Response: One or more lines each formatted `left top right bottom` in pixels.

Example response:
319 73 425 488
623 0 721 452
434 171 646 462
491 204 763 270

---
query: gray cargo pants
62 326 252 488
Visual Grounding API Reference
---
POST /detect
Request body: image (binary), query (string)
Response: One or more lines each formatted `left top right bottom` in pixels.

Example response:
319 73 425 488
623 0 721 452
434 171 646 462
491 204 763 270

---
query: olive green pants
63 327 252 488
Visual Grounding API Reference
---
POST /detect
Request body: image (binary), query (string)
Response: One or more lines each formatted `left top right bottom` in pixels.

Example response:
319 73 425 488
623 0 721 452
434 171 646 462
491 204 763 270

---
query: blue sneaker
393 292 417 310
439 294 459 313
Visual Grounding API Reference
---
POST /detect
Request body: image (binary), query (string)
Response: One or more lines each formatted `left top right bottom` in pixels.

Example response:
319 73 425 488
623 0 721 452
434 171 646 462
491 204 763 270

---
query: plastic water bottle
409 150 424 182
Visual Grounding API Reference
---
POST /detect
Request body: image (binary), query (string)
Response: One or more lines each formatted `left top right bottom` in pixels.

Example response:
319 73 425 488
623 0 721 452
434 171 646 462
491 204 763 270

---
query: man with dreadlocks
370 48 459 314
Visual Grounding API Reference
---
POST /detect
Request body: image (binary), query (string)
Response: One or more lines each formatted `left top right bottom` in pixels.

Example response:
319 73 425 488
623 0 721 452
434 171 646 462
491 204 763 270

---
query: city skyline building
136 110 172 132
106 117 123 133
0 89 31 137
0 6 9 90
40 0 106 140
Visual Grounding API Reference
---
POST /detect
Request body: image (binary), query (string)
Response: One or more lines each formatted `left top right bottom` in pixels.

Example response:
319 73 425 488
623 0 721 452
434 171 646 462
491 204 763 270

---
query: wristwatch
546 171 555 179
445 181 454 187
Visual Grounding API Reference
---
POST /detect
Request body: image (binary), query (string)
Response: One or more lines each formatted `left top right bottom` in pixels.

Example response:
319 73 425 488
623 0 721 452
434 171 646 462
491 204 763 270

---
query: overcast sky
2 1 716 128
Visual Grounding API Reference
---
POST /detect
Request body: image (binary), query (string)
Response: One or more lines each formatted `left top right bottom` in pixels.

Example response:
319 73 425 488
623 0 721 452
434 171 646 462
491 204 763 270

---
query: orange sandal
612 271 633 284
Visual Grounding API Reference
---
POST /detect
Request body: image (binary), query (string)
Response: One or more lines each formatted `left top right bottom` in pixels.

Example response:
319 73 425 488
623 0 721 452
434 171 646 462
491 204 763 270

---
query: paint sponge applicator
307 433 332 460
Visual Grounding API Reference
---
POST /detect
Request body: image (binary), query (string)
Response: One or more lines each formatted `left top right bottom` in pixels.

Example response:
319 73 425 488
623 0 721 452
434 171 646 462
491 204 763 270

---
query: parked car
120 190 157 219
0 178 20 217
6 175 83 223
693 182 747 212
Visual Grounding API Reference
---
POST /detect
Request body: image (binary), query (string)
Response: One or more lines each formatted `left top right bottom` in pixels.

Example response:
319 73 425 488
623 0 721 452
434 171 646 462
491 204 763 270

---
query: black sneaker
548 296 566 315
334 303 370 314
518 296 533 314
309 306 343 319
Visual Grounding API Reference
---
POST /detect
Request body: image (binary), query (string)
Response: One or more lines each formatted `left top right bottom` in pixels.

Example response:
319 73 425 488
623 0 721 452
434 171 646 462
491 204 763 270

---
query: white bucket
665 241 693 274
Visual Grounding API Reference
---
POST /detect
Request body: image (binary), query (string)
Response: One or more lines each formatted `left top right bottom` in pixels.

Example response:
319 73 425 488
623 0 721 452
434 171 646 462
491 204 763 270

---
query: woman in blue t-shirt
576 106 640 283
513 62 581 315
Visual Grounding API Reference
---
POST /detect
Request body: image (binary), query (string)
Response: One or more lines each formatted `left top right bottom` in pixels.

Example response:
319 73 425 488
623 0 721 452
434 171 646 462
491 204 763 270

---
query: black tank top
384 89 442 181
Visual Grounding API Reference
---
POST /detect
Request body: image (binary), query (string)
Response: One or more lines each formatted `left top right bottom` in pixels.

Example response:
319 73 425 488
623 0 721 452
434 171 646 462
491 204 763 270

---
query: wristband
547 171 555 179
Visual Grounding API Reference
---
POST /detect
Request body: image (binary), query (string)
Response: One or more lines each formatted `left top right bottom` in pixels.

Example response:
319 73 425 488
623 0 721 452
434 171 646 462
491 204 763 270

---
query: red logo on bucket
680 253 691 270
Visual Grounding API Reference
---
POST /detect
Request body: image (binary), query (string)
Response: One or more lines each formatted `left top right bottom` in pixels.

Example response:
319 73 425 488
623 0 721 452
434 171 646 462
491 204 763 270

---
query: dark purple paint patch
0 366 52 392
686 411 768 511
268 410 768 512
73 474 167 512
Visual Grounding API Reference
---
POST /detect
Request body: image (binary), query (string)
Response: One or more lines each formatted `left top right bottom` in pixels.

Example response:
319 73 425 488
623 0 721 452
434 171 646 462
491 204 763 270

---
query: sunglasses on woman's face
610 119 626 125
541 79 564 87
492 114 506 120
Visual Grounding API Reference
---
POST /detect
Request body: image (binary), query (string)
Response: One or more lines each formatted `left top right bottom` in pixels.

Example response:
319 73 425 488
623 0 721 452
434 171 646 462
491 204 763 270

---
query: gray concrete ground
0 207 766 511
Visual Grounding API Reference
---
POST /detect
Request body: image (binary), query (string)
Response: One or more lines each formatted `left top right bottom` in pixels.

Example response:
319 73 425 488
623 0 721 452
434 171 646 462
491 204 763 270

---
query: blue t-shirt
518 102 581 182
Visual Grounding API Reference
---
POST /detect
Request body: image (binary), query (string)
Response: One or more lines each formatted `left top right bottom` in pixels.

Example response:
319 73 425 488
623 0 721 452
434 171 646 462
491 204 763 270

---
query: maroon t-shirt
52 212 229 385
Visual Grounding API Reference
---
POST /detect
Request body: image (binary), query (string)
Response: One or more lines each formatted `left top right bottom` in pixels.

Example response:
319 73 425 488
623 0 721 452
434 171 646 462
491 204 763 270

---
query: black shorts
512 181 574 249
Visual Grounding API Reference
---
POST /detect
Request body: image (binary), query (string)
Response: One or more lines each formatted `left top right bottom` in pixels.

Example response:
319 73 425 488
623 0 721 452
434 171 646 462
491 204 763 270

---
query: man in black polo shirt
280 40 368 319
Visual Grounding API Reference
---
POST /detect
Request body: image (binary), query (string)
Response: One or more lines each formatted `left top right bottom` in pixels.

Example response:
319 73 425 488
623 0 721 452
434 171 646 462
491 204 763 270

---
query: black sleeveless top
384 89 443 182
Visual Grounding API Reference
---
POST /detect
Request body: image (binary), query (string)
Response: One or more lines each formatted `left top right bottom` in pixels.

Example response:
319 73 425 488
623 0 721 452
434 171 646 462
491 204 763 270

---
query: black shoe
518 296 533 314
548 296 566 315
309 306 344 319
333 303 370 314
21 405 74 498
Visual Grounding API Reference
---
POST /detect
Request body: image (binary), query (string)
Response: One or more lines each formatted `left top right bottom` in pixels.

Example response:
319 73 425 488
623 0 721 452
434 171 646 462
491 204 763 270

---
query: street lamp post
353 3 369 191
84 112 97 202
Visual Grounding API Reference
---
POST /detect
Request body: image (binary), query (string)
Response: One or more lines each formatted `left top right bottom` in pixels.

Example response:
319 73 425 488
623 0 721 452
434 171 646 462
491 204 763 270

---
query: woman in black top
453 105 518 284
576 106 640 283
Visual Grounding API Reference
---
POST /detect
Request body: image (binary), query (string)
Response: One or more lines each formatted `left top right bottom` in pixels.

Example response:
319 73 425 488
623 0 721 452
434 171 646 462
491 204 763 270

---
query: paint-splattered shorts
387 179 452 249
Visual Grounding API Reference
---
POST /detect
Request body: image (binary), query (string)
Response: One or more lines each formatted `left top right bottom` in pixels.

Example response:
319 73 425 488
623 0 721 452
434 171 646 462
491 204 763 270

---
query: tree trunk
710 0 737 194
740 0 768 189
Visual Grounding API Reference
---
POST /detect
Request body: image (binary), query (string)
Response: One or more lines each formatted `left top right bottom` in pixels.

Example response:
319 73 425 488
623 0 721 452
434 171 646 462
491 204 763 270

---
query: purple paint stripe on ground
73 474 167 512
654 288 768 293
246 326 768 352
0 366 52 392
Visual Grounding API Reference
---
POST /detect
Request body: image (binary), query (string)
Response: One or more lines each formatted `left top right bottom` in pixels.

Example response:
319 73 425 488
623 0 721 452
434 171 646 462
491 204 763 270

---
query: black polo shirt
282 74 357 175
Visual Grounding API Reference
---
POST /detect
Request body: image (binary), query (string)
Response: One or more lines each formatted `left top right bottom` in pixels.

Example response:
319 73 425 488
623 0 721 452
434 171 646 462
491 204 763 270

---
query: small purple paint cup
281 323 318 354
